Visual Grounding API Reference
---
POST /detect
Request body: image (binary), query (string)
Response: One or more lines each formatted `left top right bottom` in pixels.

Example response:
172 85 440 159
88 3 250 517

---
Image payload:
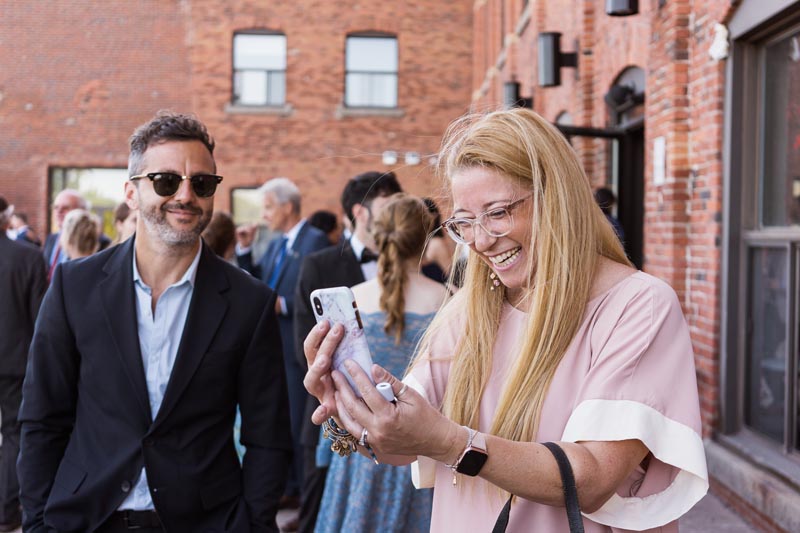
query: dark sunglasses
129 172 223 198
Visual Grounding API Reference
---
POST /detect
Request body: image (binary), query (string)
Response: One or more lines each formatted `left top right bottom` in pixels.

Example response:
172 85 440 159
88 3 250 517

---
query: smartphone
310 286 375 396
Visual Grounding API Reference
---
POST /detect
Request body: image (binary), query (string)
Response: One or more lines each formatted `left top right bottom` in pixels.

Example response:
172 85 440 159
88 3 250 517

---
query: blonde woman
59 209 100 259
315 194 447 532
304 108 707 532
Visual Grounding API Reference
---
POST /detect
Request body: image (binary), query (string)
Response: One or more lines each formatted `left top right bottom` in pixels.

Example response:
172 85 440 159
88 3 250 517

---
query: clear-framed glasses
129 172 223 198
441 194 532 245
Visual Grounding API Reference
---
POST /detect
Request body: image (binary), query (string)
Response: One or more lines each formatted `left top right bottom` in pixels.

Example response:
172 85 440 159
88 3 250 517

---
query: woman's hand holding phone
302 319 344 425
304 286 377 424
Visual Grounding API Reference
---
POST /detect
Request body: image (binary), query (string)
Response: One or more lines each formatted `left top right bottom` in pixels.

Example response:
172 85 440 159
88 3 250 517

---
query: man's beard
141 201 211 247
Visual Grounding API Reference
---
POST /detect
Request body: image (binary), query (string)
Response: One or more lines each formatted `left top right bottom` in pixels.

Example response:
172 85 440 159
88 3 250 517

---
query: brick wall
0 0 473 235
469 0 740 440
0 0 192 236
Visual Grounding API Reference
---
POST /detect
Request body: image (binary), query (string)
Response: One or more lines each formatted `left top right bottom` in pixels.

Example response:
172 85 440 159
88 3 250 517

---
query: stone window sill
225 103 294 116
334 105 405 119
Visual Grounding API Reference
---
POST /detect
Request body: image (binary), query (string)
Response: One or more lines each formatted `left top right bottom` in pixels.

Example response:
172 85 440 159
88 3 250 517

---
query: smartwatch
454 427 488 477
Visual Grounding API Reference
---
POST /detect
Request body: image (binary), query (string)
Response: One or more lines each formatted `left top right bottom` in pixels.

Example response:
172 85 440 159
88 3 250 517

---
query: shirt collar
349 234 368 261
133 239 202 289
282 219 306 250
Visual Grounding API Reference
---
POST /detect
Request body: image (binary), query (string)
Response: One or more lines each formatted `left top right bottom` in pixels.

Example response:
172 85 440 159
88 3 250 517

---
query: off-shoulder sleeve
562 275 708 530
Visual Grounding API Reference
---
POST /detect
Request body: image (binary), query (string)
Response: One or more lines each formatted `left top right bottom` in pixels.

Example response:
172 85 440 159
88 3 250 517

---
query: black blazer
0 233 46 376
18 239 292 533
293 240 365 446
238 222 329 363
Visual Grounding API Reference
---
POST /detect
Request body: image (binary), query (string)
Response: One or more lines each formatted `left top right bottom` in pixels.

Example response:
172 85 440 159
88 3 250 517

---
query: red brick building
471 0 800 530
0 0 473 235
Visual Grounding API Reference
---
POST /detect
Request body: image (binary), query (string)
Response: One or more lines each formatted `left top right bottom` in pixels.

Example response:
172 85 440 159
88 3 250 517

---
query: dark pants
298 445 327 533
0 376 22 524
298 393 327 533
283 351 307 498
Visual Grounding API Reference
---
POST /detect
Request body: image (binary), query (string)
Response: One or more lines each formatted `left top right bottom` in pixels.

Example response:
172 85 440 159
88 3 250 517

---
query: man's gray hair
259 177 301 214
57 189 89 210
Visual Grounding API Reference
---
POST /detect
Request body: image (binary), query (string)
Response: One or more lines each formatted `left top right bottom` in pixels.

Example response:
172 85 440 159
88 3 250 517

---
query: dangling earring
489 271 501 290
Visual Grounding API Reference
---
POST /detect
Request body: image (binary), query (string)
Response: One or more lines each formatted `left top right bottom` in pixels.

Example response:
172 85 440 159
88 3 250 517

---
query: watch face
457 449 488 476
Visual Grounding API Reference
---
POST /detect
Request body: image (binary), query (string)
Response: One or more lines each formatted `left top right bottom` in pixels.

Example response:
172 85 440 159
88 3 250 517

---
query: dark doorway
556 123 645 269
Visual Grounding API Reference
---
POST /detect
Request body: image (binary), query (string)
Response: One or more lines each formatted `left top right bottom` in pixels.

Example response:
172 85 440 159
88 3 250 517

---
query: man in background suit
0 197 46 532
42 189 110 281
18 112 291 532
293 170 402 532
236 178 329 521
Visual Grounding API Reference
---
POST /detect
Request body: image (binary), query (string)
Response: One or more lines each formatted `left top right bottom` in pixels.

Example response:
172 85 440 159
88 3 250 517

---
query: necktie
267 237 289 289
48 243 62 282
360 248 378 264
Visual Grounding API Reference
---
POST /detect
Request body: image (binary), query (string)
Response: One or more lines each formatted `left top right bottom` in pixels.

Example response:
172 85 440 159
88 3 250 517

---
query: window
232 32 286 106
727 18 800 458
345 34 398 108
49 167 127 237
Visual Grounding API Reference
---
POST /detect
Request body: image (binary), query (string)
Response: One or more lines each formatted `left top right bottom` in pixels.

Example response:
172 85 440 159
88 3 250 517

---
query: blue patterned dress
315 312 435 533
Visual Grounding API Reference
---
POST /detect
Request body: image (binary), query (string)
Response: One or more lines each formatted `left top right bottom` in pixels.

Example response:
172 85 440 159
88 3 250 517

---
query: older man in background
236 178 329 525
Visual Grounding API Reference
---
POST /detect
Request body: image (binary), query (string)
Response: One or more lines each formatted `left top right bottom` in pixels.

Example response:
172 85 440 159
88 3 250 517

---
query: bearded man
18 112 290 533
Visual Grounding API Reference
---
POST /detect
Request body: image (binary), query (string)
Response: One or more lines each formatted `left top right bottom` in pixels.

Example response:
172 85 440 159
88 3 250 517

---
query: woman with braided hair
314 193 448 533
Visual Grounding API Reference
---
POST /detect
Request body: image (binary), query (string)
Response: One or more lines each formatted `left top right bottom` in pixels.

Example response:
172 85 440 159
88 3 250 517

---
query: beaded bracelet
322 418 358 457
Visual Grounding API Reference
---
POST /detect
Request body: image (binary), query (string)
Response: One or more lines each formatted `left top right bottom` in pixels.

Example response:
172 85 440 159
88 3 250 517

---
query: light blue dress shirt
118 244 202 510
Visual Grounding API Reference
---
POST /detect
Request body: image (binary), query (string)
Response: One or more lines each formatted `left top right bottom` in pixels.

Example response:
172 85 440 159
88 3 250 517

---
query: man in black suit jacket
292 171 401 532
0 197 46 532
18 112 290 533
236 178 329 510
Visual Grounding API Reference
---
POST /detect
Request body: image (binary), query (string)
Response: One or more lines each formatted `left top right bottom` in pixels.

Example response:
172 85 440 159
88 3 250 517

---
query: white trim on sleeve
562 399 708 530
405 374 437 489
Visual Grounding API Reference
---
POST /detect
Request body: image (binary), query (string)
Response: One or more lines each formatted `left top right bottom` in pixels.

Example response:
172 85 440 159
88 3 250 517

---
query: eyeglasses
129 172 223 198
442 194 532 245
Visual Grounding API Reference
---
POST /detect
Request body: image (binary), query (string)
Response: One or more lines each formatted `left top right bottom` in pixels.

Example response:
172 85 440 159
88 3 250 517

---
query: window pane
235 70 267 105
49 168 127 238
267 71 285 105
233 34 286 70
762 30 800 227
745 247 789 442
345 73 397 107
346 37 398 72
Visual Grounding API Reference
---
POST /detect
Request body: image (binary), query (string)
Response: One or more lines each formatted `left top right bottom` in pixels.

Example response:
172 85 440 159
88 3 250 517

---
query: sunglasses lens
191 175 219 197
151 173 181 196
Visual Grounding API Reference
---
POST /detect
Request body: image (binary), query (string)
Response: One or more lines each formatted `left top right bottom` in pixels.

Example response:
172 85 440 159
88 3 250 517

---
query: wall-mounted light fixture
503 81 534 109
537 33 578 88
606 0 638 16
604 83 644 113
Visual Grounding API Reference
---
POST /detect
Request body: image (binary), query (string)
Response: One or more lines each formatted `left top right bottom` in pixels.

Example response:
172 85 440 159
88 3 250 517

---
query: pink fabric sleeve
562 275 708 530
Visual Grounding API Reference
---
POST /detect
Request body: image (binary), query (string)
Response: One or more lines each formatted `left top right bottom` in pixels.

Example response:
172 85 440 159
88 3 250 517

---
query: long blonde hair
413 108 630 443
374 193 435 343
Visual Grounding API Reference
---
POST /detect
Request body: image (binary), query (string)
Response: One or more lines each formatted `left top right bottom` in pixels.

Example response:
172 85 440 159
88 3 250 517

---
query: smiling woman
303 108 707 533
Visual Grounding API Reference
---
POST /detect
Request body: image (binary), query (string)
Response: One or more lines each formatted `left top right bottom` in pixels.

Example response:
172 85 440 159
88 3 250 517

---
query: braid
372 194 434 344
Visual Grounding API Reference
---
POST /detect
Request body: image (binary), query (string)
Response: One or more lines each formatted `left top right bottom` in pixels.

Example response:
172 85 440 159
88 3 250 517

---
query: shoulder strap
543 442 585 533
491 442 585 533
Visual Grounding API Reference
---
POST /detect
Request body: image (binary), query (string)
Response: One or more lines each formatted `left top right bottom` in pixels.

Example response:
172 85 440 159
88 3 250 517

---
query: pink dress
405 272 708 532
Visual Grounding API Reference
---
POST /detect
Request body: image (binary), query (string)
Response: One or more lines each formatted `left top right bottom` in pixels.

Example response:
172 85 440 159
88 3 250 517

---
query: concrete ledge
706 439 800 532
334 105 405 119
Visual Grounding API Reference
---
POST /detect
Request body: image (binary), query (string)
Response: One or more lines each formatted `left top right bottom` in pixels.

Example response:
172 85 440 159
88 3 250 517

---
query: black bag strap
491 442 585 533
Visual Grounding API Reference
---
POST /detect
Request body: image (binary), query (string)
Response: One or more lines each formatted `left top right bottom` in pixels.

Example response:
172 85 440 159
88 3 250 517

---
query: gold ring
396 383 408 398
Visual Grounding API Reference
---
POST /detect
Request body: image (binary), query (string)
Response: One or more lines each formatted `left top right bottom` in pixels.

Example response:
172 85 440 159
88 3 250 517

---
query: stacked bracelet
322 418 358 457
322 418 380 464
